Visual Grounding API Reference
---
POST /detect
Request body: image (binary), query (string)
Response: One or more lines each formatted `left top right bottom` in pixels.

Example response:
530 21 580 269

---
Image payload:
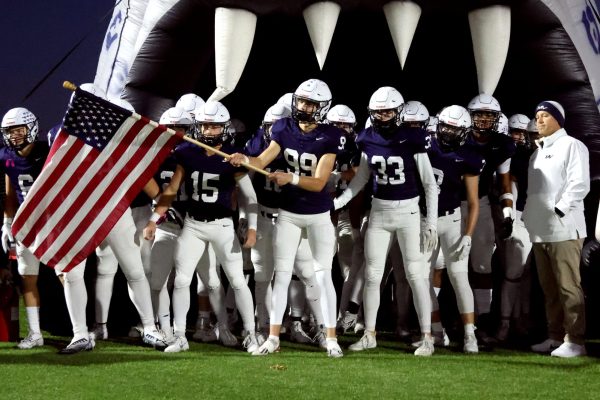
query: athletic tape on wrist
149 212 162 223
291 174 300 186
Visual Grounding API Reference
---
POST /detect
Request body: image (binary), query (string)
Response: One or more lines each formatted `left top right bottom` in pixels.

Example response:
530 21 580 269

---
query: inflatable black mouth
122 0 599 182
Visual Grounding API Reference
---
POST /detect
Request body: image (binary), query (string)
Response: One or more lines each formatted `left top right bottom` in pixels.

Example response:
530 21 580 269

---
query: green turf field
2 327 600 400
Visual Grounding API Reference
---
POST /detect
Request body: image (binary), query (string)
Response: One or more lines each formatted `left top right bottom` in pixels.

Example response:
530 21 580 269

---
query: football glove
1 218 14 254
421 225 438 253
452 235 472 261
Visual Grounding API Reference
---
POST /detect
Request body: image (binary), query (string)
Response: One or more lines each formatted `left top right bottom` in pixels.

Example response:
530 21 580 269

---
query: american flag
11 88 184 273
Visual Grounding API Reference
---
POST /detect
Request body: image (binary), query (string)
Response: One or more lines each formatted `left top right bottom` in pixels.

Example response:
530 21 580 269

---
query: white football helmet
262 103 291 141
107 97 135 112
292 79 332 123
436 105 471 152
176 93 205 120
277 93 293 112
160 106 194 136
1 107 39 150
194 101 231 146
467 93 501 134
368 86 404 134
400 100 429 128
508 113 531 147
326 104 356 134
496 113 509 135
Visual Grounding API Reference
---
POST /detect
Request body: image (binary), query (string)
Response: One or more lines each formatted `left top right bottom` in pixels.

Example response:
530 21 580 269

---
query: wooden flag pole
62 81 269 176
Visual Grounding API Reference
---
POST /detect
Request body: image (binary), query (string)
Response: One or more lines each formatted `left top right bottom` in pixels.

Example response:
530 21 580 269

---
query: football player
145 101 259 353
424 105 485 353
245 102 323 345
1 107 49 349
463 94 516 341
334 86 438 356
228 79 345 358
496 113 534 342
58 93 167 353
325 104 362 331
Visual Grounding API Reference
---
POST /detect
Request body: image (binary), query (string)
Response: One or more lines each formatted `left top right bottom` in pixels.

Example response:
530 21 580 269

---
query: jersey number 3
371 155 405 185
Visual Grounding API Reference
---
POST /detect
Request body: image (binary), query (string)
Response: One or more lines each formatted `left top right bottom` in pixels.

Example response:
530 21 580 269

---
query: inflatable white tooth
208 7 257 102
469 5 511 95
383 1 422 70
303 1 341 70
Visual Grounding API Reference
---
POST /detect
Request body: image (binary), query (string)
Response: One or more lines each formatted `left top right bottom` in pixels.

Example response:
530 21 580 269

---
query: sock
465 323 475 336
26 307 41 335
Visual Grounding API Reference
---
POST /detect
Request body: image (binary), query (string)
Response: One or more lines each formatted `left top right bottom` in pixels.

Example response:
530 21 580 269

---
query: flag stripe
59 125 182 272
17 133 92 246
34 118 149 262
47 123 175 268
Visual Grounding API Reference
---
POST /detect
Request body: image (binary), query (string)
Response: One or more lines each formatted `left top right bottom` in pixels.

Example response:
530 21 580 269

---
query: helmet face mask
368 86 404 136
467 94 501 137
508 114 531 148
1 107 39 150
437 105 471 152
194 101 231 146
262 103 291 143
326 104 356 135
400 100 429 129
291 79 332 124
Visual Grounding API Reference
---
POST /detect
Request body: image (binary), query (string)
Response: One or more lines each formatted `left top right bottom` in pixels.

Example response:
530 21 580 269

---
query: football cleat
58 336 95 355
348 332 377 352
354 320 365 334
90 323 108 341
289 321 312 344
142 328 168 349
312 326 327 349
336 311 358 335
242 331 259 353
252 337 280 356
217 324 238 347
164 335 189 353
17 333 43 349
192 318 218 342
464 333 479 354
128 324 143 338
414 335 435 357
412 329 449 348
327 339 344 358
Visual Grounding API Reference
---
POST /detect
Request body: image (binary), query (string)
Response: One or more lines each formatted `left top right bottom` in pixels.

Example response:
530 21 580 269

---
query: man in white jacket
523 100 589 358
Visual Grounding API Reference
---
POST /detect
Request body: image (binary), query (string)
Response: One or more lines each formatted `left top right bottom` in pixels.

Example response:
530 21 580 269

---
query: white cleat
414 335 435 357
59 335 95 355
252 337 280 356
242 331 259 353
164 335 189 353
327 339 344 358
464 333 479 354
289 321 312 344
348 332 377 352
217 324 238 347
90 323 108 341
17 333 43 349
336 311 358 334
192 318 218 342
142 328 168 349
412 330 449 348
